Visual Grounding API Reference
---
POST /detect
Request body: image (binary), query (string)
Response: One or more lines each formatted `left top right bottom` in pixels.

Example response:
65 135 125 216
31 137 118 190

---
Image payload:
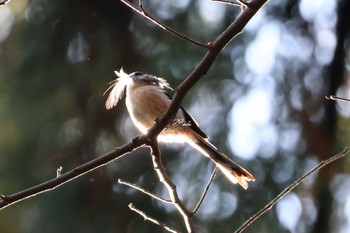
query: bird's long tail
187 133 255 189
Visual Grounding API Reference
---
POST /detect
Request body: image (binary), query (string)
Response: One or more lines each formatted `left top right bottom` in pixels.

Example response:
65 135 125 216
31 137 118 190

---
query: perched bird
105 68 255 189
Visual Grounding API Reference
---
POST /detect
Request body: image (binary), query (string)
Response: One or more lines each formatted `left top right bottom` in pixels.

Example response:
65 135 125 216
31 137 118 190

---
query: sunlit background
1 0 350 232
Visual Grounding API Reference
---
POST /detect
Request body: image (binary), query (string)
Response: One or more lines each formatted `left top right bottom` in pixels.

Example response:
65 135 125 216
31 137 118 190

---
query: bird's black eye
133 72 144 76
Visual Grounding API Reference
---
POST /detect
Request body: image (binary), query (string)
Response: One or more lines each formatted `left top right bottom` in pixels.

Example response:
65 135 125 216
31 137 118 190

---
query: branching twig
120 0 209 49
234 147 350 233
149 139 194 232
118 178 172 203
190 166 219 216
120 159 219 229
128 203 179 233
325 95 350 102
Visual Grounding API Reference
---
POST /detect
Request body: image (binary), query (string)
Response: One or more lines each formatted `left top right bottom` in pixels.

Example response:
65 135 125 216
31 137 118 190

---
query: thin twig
118 178 172 203
325 95 350 102
212 0 241 7
120 0 209 49
212 0 255 9
149 139 194 233
129 203 179 233
211 0 245 12
191 166 219 216
234 147 350 233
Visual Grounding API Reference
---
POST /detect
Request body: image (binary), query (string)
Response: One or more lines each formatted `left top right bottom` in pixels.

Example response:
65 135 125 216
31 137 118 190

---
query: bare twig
212 0 241 7
129 203 179 233
212 0 256 9
234 147 350 233
191 166 219 216
0 135 149 210
325 95 350 102
212 0 245 12
120 159 218 229
149 139 194 232
120 0 209 49
118 178 172 203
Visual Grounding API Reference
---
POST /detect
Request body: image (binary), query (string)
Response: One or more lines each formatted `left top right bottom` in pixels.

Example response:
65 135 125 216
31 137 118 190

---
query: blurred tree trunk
307 1 350 233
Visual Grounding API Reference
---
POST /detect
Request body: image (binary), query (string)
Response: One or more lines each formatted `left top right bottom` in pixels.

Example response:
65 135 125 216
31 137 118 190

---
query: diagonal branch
190 166 218 216
128 203 179 233
234 147 350 233
148 138 194 232
120 0 209 49
118 178 172 203
0 135 149 210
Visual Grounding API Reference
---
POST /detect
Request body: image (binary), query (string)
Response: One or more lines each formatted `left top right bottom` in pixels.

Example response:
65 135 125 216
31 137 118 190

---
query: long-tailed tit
104 68 255 189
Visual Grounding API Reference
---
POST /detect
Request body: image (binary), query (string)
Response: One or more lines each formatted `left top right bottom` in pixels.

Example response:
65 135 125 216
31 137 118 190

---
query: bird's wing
180 106 208 139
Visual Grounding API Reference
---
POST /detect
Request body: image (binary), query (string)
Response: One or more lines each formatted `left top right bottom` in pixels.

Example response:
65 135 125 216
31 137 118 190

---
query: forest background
0 0 350 233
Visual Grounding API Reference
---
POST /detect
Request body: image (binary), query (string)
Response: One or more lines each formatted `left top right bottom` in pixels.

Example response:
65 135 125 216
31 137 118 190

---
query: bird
104 68 255 189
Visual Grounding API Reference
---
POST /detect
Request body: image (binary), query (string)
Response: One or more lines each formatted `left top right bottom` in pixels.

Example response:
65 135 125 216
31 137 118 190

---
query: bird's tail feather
188 134 255 189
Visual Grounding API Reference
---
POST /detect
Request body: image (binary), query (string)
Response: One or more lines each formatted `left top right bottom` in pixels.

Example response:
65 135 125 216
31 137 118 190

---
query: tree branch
119 156 218 230
234 147 350 233
0 135 149 210
149 139 194 232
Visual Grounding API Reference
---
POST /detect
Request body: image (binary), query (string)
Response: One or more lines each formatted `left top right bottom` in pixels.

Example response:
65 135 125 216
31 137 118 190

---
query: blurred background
0 0 350 232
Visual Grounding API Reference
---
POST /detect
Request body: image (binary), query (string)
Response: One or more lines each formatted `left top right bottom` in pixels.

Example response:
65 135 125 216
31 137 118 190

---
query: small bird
105 68 255 189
